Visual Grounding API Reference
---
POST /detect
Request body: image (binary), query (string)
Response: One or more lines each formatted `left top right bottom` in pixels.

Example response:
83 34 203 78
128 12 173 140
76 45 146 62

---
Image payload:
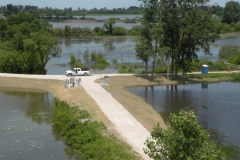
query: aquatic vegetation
33 111 48 120
2 125 39 135
2 116 24 123
28 141 44 149
52 98 138 159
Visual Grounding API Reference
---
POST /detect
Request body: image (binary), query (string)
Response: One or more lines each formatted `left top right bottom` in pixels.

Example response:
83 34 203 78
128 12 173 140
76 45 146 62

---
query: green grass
220 32 240 39
218 144 239 160
230 73 240 81
187 73 231 79
52 98 139 160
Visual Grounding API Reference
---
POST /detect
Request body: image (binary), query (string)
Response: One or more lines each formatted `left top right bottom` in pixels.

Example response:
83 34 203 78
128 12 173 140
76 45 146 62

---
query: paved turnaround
0 73 151 160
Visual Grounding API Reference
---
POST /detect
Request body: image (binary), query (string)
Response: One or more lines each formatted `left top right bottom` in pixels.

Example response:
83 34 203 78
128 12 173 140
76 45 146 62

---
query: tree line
136 0 240 80
1 2 239 22
0 4 143 17
0 12 59 74
53 19 140 37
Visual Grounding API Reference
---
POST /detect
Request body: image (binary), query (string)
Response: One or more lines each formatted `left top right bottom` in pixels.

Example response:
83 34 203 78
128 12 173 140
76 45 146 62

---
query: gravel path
0 73 151 160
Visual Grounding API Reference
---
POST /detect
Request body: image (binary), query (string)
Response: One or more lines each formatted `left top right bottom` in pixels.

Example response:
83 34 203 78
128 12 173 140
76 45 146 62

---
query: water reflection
0 87 76 160
49 21 141 30
126 82 240 147
45 36 139 75
45 35 240 75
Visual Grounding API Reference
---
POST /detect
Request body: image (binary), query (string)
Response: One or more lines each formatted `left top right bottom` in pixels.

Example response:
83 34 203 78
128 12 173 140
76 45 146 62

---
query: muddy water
0 87 77 160
126 82 240 147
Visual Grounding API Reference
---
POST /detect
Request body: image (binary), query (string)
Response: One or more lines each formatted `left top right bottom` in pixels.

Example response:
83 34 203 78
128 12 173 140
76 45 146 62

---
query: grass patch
186 73 232 79
220 32 240 39
52 98 139 160
217 143 239 160
230 73 240 81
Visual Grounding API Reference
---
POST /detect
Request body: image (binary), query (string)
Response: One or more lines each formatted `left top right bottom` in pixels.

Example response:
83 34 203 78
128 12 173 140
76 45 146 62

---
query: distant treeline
0 4 143 17
1 3 224 18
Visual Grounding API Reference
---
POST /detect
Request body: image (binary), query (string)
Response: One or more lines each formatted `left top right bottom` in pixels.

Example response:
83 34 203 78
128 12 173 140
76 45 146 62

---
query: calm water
49 15 141 29
45 36 140 75
45 35 240 75
0 88 77 160
126 82 240 147
50 21 140 30
74 15 142 20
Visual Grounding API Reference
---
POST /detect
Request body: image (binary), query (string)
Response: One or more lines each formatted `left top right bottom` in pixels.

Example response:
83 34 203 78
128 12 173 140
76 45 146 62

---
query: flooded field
45 35 240 75
0 88 77 160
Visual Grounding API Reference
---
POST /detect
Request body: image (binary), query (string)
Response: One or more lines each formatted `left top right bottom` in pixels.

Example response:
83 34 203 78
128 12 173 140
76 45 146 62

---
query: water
45 21 240 75
126 82 240 147
49 15 142 29
45 36 140 75
49 21 140 30
0 88 76 160
45 31 240 75
74 15 142 20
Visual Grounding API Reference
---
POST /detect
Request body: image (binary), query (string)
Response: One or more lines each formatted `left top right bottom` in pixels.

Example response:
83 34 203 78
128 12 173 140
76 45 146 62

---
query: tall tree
144 110 225 160
135 37 151 76
103 18 116 35
0 12 59 74
222 1 240 24
24 32 59 74
161 0 219 75
136 0 166 79
3 4 19 17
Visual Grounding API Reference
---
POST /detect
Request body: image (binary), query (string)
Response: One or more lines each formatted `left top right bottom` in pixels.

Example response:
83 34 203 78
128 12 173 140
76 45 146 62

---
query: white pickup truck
66 68 92 76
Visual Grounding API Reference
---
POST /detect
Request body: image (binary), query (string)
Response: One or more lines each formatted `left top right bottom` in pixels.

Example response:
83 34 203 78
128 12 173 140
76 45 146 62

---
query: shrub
113 26 128 36
144 110 225 160
68 54 83 69
52 98 137 160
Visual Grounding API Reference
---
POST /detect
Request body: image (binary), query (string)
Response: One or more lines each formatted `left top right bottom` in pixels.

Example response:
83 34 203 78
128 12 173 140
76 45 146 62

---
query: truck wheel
84 73 87 76
68 73 72 76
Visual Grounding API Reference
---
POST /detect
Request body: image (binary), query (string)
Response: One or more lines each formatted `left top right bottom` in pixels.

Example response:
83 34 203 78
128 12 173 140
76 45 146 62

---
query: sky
0 0 232 10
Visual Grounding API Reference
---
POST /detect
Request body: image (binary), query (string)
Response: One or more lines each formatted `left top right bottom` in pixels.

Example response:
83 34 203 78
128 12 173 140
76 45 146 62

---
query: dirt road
0 73 151 160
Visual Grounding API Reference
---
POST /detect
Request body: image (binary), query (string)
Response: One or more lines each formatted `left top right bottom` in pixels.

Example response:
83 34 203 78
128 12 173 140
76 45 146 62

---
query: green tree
93 27 105 36
230 50 240 65
103 18 116 35
68 54 83 69
144 110 225 160
64 25 72 37
3 4 19 17
91 52 97 64
23 32 59 74
137 0 166 79
83 49 90 64
112 26 127 36
161 0 219 75
0 12 59 74
135 37 151 76
91 52 110 70
222 1 240 24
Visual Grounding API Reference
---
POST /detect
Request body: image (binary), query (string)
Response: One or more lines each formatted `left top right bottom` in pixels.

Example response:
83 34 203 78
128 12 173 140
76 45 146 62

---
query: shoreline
0 73 237 159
